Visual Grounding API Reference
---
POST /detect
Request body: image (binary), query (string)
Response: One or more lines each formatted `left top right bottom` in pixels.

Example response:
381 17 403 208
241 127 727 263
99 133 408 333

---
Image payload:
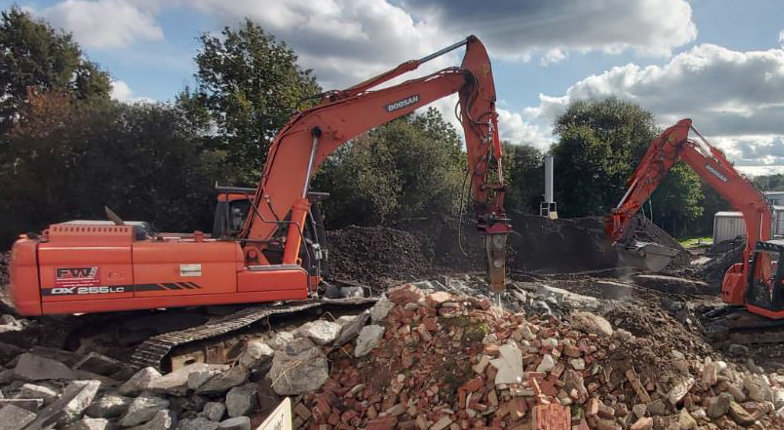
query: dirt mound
692 240 744 286
325 226 435 288
0 251 8 286
508 215 618 272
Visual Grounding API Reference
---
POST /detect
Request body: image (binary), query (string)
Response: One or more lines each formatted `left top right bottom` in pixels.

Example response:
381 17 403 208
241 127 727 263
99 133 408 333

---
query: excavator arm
240 36 511 291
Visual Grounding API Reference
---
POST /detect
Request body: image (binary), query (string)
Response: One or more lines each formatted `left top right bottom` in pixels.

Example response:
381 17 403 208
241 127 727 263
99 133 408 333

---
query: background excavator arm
240 36 511 290
610 119 772 302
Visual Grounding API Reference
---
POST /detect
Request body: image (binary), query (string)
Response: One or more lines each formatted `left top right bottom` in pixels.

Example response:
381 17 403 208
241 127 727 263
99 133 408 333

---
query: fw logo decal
54 266 101 288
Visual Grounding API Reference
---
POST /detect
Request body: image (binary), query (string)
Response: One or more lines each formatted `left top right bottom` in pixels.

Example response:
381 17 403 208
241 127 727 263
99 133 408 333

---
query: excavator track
129 297 376 371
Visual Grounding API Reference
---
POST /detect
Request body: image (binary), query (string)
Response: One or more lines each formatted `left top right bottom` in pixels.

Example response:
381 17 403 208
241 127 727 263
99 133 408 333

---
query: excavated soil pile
0 252 8 286
692 240 745 286
508 215 618 272
325 226 435 287
326 213 690 285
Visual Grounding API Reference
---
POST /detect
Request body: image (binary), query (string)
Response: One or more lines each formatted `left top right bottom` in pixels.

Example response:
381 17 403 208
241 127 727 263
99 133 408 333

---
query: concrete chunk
0 404 36 430
354 325 385 357
119 367 162 396
14 353 75 381
119 392 170 427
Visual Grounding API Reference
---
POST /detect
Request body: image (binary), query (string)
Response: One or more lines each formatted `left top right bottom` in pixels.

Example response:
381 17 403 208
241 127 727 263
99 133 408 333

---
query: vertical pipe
544 155 554 204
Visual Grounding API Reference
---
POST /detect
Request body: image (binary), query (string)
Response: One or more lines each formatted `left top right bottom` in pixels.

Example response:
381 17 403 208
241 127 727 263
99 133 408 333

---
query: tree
178 19 322 184
502 142 544 214
0 90 218 247
0 8 110 132
313 109 464 228
550 97 704 235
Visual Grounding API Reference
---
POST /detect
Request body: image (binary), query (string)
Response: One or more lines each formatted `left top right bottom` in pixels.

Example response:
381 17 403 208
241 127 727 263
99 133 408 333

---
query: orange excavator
609 119 784 329
8 35 510 318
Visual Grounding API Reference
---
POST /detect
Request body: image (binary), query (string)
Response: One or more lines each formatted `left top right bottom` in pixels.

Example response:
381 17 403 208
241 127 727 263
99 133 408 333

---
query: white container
712 206 784 244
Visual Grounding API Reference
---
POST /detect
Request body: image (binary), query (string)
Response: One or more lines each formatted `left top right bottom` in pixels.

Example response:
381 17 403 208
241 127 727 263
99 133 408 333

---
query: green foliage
313 109 464 228
551 97 704 235
178 19 322 184
502 142 544 214
0 91 218 246
754 174 784 191
0 8 110 131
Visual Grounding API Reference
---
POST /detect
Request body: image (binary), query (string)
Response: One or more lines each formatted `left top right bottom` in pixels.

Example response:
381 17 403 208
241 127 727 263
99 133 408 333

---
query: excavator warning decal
42 282 202 296
54 267 100 288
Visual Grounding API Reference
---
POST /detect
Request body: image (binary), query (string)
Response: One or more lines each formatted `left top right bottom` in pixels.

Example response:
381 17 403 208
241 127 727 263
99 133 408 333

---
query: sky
7 0 784 175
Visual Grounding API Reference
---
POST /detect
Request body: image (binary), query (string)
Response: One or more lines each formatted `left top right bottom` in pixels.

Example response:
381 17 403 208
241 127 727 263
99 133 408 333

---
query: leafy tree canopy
178 19 322 184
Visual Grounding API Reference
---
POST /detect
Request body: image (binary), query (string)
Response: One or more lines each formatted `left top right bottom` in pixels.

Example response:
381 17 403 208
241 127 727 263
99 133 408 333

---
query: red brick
532 403 570 430
365 415 398 430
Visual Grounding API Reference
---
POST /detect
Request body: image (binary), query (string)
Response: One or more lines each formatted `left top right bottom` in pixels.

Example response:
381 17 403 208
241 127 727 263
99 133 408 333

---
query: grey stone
333 311 370 347
0 399 42 410
127 409 173 430
225 384 257 418
354 325 385 357
17 383 58 405
335 315 355 325
0 404 36 430
570 311 613 337
187 368 227 391
66 417 110 430
119 392 170 427
338 287 364 298
176 417 219 430
266 332 295 351
237 341 273 369
14 353 75 381
217 417 250 430
194 366 249 395
24 379 101 430
85 393 132 418
369 297 394 322
267 346 328 396
151 363 228 396
296 320 341 346
535 354 555 373
647 399 667 416
119 367 162 396
743 374 774 402
201 402 225 422
73 352 128 377
707 393 733 419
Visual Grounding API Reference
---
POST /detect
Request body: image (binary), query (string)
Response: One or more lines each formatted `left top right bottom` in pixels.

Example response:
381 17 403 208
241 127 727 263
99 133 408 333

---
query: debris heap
299 284 784 429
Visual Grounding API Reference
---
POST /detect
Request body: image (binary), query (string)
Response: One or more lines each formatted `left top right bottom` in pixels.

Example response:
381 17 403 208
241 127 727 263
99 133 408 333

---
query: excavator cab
746 240 784 311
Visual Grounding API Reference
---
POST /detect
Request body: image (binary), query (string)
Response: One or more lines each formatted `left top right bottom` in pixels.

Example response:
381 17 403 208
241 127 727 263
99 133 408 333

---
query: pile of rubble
0 279 782 430
299 284 784 429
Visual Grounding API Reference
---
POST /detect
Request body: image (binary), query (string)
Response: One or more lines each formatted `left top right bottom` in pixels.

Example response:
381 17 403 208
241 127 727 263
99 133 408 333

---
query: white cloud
182 0 696 88
497 109 551 150
37 0 163 49
110 80 154 103
524 43 784 173
541 49 567 66
186 0 453 89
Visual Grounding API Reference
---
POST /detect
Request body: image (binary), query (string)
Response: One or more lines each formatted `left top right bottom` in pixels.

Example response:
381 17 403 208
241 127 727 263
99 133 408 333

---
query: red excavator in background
8 35 511 318
609 119 784 331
